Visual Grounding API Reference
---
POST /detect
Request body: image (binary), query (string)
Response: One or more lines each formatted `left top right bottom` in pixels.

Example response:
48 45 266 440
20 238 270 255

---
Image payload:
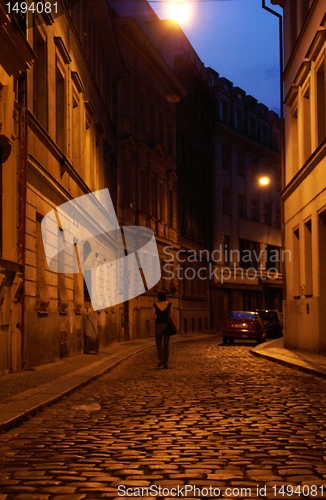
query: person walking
152 291 174 369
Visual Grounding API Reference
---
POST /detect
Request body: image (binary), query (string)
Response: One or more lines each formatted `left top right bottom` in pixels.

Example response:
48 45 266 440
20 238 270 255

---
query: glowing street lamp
166 1 193 25
258 175 271 187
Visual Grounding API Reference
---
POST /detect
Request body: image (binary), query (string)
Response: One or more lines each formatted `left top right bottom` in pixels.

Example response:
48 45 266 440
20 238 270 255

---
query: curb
0 343 152 434
0 333 213 433
250 347 326 379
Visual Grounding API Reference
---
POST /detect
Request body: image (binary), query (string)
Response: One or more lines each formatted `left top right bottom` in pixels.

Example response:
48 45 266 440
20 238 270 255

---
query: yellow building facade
0 1 35 373
274 0 326 352
0 0 126 371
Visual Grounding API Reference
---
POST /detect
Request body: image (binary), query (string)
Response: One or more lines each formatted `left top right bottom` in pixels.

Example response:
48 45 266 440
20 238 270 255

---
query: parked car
257 309 283 338
222 311 265 345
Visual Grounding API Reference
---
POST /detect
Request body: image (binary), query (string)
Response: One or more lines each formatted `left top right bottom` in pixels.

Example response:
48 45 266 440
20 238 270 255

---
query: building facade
0 1 35 374
173 41 216 334
0 0 126 372
109 3 217 336
25 0 126 368
144 20 217 334
210 69 283 330
173 29 216 334
109 3 185 340
273 0 326 352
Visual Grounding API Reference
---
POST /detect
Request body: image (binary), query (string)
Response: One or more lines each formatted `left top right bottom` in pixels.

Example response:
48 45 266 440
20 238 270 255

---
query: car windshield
229 312 257 320
257 311 279 322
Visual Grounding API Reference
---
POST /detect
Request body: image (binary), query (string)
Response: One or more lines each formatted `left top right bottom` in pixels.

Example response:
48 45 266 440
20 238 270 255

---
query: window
189 203 195 233
71 91 80 168
263 202 272 225
317 60 326 146
73 237 83 315
95 133 101 184
222 188 231 215
304 220 313 296
261 124 269 145
181 198 186 229
220 99 229 122
238 194 246 218
251 198 260 222
239 239 261 269
33 28 47 129
249 116 257 138
57 230 69 315
290 105 299 172
293 228 300 298
302 83 311 163
56 64 65 152
251 157 259 178
151 175 158 219
83 241 92 302
221 144 230 171
266 245 281 273
85 116 92 186
36 215 50 314
223 235 230 265
139 170 148 214
159 183 165 222
168 189 174 227
234 108 243 131
236 151 245 177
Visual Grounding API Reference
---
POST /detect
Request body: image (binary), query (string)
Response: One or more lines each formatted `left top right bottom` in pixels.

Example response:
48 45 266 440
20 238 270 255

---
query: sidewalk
0 333 212 433
251 337 326 378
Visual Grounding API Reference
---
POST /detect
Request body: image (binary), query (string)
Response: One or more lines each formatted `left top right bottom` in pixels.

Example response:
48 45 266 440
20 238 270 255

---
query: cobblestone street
0 337 326 499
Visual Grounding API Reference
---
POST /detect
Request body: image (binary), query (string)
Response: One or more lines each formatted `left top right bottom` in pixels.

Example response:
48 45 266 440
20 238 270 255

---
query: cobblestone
0 339 326 498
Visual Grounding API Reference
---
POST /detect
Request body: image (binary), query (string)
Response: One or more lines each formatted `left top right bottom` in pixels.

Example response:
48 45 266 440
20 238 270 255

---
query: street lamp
148 0 193 25
258 175 271 187
166 1 193 24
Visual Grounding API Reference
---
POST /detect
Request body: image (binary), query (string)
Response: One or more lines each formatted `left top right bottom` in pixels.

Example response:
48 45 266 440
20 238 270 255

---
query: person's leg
162 332 170 368
155 324 165 366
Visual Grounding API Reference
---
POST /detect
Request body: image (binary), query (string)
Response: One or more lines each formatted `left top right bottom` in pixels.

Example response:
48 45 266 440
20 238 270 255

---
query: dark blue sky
150 0 282 114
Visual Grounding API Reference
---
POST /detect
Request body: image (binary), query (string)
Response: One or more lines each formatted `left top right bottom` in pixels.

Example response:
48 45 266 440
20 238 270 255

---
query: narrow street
0 337 325 499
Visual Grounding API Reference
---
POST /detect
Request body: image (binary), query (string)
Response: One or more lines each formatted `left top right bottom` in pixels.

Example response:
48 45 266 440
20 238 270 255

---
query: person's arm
152 305 156 321
169 304 174 320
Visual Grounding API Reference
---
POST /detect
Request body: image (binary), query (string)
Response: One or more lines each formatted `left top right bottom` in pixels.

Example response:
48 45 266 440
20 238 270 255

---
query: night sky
150 0 283 114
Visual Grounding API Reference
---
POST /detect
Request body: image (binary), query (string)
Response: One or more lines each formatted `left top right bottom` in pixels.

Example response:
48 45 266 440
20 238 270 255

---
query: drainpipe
18 72 27 369
262 1 286 312
262 1 284 118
